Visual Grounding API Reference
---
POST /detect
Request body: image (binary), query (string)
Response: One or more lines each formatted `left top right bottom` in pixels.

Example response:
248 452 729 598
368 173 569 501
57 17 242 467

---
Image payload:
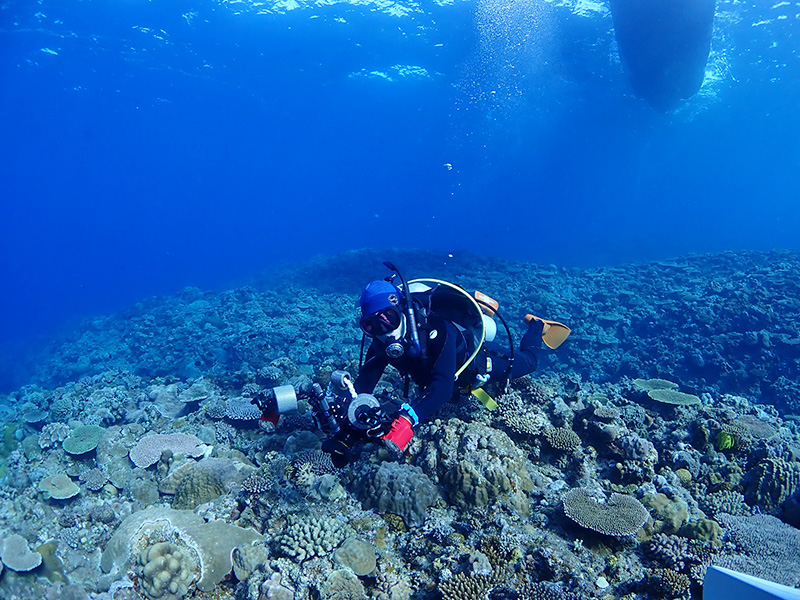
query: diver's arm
407 322 457 423
354 342 389 394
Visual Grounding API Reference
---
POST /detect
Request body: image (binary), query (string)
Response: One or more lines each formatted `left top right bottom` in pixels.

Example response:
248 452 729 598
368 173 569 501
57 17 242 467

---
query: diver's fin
471 387 498 410
526 315 571 349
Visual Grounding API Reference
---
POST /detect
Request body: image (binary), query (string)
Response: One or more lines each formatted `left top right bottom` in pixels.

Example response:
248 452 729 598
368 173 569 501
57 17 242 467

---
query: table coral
563 488 649 537
129 433 206 469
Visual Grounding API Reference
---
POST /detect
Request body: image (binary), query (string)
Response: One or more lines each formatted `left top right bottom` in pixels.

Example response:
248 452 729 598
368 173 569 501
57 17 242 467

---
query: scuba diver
355 263 571 454
253 262 570 467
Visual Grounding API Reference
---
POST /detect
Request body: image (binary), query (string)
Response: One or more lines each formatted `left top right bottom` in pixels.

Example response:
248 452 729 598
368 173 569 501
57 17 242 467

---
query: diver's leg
487 318 543 383
509 318 542 378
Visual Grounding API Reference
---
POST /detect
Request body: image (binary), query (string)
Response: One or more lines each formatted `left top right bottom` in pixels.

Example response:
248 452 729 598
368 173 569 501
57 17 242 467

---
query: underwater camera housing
251 370 392 467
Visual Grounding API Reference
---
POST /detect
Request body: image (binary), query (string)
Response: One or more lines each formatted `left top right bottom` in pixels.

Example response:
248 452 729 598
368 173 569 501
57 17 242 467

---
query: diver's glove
381 415 414 453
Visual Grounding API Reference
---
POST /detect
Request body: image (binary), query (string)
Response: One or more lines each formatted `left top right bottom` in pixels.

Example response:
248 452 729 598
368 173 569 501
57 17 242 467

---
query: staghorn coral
563 488 649 536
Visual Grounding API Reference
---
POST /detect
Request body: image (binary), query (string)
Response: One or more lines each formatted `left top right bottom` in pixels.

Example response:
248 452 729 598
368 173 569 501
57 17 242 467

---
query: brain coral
320 569 366 600
129 433 206 468
357 462 439 527
563 488 649 536
172 467 227 510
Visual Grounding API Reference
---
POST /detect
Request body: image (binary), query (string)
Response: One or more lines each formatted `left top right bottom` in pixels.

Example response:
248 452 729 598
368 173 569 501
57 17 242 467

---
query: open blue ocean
2 0 799 359
1 0 799 598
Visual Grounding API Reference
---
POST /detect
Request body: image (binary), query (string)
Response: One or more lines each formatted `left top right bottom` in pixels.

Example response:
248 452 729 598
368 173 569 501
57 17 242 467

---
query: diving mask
360 307 402 337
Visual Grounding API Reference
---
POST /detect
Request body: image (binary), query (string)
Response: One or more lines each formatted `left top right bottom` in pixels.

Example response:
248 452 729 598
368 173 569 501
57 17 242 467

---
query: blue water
1 0 799 376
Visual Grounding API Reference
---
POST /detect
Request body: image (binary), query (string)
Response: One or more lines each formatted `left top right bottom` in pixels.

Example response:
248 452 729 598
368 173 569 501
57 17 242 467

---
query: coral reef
2 249 800 600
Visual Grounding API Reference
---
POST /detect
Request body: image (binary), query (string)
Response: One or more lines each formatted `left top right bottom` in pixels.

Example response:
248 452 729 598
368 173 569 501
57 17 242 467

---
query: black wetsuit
354 313 544 423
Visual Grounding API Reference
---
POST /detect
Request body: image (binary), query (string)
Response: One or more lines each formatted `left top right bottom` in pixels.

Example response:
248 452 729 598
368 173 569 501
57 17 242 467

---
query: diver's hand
381 415 413 453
